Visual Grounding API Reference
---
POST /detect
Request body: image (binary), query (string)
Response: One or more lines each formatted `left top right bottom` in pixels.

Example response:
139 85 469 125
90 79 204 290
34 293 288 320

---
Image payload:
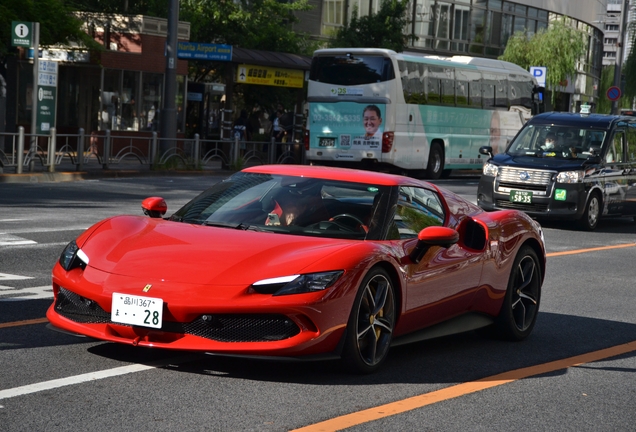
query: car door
394 187 485 330
602 127 630 215
625 121 636 215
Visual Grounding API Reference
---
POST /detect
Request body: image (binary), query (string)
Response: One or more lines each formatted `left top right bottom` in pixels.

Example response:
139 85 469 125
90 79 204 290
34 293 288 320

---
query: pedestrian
272 110 285 142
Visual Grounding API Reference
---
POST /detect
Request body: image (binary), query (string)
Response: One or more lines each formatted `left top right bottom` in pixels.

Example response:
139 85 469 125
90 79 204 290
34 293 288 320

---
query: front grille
499 167 554 186
55 287 111 323
55 287 300 342
170 315 300 342
495 200 549 212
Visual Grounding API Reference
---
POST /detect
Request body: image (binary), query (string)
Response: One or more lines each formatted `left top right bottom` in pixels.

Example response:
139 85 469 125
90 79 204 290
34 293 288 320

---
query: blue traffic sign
607 86 621 101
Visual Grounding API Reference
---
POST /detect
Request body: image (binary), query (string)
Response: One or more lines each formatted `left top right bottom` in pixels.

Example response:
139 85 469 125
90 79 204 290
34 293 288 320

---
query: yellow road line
293 340 636 432
547 243 636 257
0 317 48 329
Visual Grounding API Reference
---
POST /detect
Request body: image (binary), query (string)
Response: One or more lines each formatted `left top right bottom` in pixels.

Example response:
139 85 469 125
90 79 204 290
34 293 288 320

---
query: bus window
427 65 444 104
441 68 455 106
401 61 426 104
494 73 509 108
309 55 395 85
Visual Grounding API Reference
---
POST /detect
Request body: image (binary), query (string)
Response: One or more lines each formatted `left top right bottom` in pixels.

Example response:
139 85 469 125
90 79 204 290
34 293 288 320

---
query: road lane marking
546 243 636 257
0 273 33 281
0 286 53 300
0 318 48 329
293 340 636 432
0 354 200 402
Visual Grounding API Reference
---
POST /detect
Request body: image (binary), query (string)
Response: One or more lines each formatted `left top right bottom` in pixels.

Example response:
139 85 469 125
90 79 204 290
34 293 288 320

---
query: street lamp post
611 0 631 114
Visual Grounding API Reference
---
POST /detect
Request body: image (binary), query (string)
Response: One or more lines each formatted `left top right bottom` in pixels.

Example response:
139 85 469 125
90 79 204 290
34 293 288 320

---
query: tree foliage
1 0 100 57
623 22 636 104
499 17 586 102
329 0 414 52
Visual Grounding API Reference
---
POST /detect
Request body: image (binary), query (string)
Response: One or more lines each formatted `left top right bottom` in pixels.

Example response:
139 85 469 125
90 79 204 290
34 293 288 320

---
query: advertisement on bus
309 102 386 160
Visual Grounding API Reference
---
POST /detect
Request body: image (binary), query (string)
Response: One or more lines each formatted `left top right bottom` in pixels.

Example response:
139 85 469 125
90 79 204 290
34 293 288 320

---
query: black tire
577 192 601 231
425 143 444 179
342 268 396 374
494 246 541 341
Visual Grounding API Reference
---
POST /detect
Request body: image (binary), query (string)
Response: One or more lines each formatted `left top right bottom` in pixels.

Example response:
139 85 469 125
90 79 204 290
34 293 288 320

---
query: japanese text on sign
236 64 304 88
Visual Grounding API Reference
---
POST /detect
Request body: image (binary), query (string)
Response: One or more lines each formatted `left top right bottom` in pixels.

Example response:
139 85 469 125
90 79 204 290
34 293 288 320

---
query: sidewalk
0 160 233 184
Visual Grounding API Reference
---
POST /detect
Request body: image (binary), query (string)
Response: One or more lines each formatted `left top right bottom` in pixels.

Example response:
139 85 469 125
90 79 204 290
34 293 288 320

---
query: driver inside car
541 132 558 150
266 180 329 227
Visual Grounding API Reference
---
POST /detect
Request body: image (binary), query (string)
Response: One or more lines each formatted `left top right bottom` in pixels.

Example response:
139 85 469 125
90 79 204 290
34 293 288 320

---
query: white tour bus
305 48 544 178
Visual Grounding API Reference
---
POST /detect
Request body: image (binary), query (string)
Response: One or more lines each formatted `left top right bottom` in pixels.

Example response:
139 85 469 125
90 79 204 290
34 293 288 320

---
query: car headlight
59 240 89 271
251 271 344 296
483 162 499 177
556 170 584 183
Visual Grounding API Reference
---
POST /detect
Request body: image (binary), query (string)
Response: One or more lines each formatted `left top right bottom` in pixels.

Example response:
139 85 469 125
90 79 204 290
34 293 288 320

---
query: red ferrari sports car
47 165 545 373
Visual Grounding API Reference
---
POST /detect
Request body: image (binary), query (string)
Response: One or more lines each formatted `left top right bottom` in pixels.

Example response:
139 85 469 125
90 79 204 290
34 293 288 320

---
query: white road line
0 355 198 402
0 234 37 246
0 273 33 281
0 286 53 300
1 226 89 234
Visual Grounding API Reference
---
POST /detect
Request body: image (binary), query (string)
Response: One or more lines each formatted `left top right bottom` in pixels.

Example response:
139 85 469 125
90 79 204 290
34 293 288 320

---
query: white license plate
319 137 335 147
510 190 533 203
111 293 163 329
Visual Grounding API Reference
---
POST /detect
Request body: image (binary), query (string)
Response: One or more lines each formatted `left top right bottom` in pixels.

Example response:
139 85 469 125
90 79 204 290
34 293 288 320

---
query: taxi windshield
507 125 606 159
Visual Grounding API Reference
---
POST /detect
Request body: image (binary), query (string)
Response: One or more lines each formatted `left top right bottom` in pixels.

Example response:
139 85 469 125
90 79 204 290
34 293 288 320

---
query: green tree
1 0 99 57
329 0 414 52
622 22 636 106
499 17 586 103
179 0 318 115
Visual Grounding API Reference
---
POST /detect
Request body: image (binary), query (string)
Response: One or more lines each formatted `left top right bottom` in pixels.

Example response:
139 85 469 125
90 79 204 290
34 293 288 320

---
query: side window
627 123 636 162
606 131 625 163
390 187 445 239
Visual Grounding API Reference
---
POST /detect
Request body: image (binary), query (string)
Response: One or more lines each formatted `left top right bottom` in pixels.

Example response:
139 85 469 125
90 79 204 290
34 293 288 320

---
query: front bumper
477 175 587 220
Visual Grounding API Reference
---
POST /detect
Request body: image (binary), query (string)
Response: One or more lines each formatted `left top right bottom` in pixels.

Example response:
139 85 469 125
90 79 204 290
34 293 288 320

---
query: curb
0 169 236 184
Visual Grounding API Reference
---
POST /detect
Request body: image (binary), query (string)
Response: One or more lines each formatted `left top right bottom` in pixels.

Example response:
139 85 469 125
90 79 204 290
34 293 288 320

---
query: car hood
79 216 356 285
494 153 586 171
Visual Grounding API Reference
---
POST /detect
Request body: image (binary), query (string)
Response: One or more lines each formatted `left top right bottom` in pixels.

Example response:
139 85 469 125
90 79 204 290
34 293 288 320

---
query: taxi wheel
342 268 395 374
494 246 541 341
577 192 601 231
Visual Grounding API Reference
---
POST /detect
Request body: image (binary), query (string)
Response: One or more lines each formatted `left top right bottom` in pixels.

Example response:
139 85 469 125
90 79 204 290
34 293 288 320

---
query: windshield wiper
203 221 265 232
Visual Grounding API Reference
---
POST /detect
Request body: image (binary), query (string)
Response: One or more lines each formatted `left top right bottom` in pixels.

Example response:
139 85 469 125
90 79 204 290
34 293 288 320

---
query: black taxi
477 112 636 230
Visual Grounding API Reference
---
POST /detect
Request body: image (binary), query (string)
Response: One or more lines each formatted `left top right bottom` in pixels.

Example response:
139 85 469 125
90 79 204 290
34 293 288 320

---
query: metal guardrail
0 127 306 174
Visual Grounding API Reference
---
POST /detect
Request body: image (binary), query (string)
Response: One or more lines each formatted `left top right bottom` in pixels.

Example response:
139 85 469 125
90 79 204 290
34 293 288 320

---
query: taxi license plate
319 137 335 147
510 190 532 203
111 293 163 329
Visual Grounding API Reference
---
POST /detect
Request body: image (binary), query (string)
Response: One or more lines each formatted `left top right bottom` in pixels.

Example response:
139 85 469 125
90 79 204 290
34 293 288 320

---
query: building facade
8 14 189 136
295 0 610 111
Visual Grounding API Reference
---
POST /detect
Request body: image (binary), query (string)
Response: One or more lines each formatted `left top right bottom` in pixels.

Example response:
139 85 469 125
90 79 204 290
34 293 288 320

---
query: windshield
309 55 395 85
171 172 392 240
507 124 606 159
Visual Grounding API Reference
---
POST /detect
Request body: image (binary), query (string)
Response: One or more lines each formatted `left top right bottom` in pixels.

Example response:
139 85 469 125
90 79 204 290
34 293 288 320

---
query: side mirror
409 226 460 264
479 146 493 157
142 197 167 218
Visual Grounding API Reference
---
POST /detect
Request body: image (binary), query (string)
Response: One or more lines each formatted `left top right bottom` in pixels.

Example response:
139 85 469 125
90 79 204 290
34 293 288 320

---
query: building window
321 0 345 36
604 37 618 45
605 24 619 31
604 51 617 58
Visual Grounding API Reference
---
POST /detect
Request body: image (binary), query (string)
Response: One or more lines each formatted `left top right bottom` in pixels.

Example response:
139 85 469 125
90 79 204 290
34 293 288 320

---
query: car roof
242 165 423 187
528 112 634 129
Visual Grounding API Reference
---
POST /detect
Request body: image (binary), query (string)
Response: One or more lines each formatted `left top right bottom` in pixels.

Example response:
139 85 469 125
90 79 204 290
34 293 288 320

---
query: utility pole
611 0 630 114
160 0 178 153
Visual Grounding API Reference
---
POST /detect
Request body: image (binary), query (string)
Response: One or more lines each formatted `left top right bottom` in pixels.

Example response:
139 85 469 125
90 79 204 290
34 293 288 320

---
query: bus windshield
309 55 395 85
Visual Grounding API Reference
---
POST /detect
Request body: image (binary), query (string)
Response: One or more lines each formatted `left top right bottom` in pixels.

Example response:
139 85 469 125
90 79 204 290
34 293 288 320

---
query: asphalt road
1 174 635 432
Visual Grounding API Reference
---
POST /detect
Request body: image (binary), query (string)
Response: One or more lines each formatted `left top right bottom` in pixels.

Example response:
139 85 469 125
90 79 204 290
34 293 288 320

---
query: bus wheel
426 143 444 179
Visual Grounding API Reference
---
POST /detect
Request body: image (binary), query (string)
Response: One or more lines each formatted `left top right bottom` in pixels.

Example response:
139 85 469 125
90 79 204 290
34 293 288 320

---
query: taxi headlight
483 162 499 177
556 170 584 183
